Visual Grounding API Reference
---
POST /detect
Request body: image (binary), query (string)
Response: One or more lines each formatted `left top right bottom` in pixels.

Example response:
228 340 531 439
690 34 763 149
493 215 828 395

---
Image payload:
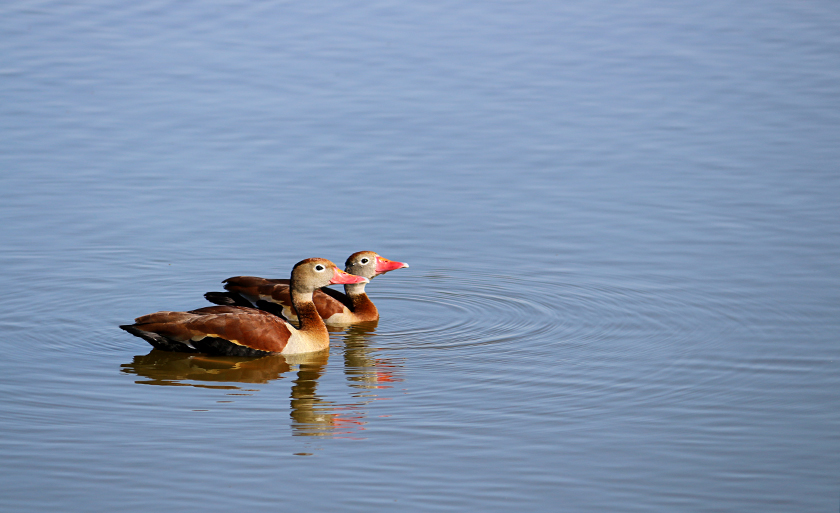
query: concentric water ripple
362 267 795 410
369 268 737 354
1 263 777 361
0 261 803 414
370 270 564 349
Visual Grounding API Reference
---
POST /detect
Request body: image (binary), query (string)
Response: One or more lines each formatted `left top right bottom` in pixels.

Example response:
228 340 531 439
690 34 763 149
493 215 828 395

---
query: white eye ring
360 258 369 264
314 264 325 272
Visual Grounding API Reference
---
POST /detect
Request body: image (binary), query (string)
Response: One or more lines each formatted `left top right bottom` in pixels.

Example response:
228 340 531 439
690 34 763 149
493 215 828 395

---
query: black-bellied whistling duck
203 251 408 326
120 258 367 356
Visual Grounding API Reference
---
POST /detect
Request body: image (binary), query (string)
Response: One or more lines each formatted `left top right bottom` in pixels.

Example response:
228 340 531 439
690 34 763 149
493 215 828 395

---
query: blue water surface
1 1 838 512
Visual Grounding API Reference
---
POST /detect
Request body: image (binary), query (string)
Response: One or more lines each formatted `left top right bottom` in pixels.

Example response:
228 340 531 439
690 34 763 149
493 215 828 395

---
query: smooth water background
1 1 839 511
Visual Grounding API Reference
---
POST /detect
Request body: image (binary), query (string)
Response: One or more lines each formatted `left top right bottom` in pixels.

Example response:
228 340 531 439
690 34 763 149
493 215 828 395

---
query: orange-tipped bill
375 256 409 275
331 268 369 285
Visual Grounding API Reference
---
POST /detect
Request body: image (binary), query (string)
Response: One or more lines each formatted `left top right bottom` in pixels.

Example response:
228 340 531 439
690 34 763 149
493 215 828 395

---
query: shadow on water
120 350 295 388
291 322 406 439
120 321 404 439
342 321 405 395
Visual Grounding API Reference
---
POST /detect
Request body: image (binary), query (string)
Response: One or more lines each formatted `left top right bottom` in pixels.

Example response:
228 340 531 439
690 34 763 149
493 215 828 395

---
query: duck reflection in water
120 321 404 438
341 322 403 396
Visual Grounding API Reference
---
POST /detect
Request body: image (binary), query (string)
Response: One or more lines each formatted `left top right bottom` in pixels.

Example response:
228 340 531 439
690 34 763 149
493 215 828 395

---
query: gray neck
344 282 368 296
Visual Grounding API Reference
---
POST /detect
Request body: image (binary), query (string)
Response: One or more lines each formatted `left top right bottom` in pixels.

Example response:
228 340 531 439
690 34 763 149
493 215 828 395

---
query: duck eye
314 264 325 272
360 258 369 264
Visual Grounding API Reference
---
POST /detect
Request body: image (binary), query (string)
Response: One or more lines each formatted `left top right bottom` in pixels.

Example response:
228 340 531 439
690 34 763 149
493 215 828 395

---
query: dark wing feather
222 276 349 319
204 291 252 307
122 307 293 355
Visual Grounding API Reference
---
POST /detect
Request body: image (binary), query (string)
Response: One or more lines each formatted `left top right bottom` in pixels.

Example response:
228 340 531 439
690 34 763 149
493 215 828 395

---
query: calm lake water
1 1 839 511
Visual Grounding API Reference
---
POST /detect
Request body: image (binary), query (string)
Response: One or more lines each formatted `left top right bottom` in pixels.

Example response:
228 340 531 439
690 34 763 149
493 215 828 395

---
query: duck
203 251 408 326
120 258 367 356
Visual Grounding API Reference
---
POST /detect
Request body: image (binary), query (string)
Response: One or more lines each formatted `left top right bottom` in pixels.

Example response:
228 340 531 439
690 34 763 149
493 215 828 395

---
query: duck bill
375 256 409 275
330 268 369 285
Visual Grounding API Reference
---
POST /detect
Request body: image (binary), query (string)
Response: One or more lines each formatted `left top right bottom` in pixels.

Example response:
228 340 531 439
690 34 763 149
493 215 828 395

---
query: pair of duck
120 252 409 357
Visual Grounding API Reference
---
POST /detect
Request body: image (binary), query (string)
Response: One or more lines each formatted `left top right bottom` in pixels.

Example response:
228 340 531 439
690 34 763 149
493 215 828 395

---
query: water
1 1 839 511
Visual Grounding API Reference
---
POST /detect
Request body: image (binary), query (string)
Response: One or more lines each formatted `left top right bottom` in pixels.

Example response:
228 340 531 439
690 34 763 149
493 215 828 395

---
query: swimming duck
120 258 367 356
204 251 408 326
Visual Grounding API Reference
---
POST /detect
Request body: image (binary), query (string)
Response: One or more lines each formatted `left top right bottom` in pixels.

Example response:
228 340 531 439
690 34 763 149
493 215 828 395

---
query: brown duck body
204 251 408 326
209 276 379 325
121 258 367 356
